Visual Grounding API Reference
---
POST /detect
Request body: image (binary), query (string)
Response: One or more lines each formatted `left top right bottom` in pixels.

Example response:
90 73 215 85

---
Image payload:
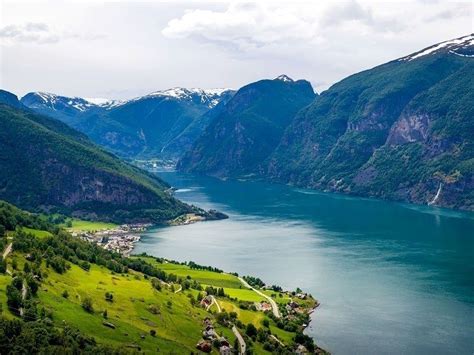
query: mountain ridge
0 92 195 222
266 34 474 211
21 87 236 159
177 75 317 177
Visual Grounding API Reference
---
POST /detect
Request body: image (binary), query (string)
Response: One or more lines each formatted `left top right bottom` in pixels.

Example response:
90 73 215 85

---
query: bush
81 297 94 313
245 323 257 337
105 292 113 302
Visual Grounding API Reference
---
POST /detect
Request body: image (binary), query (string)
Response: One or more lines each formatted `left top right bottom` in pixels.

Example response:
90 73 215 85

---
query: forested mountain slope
267 34 474 210
178 75 316 177
0 94 191 222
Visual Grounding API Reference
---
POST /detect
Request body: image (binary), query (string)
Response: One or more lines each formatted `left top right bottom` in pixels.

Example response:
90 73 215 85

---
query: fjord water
134 172 474 354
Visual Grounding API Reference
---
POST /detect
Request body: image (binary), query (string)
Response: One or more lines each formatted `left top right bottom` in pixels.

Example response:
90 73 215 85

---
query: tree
262 319 270 328
0 257 6 274
26 276 39 296
245 323 257 338
150 329 156 337
6 285 22 314
105 292 113 302
151 278 162 291
62 290 69 299
23 262 31 273
81 297 94 313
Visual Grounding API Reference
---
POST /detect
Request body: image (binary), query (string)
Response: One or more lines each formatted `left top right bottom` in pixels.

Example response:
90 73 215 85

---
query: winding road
232 325 246 354
238 277 280 318
206 295 221 312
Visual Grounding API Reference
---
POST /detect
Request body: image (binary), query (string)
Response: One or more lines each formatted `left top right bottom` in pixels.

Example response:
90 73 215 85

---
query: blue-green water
134 172 474 354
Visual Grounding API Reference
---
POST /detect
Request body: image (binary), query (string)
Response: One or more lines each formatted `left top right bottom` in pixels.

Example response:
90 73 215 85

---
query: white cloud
162 1 471 54
0 1 472 99
0 22 60 44
162 2 318 51
0 22 106 45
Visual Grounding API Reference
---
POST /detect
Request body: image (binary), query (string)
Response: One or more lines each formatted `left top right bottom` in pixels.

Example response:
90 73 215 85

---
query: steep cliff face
0 97 190 222
178 76 316 177
268 34 474 210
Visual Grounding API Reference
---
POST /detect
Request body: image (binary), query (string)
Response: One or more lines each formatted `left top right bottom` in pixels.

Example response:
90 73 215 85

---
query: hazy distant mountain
0 91 191 222
21 88 235 159
267 34 474 210
178 75 316 176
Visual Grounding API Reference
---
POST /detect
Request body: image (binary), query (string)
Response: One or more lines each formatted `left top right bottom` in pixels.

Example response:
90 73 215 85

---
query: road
232 325 246 354
270 334 285 347
19 282 27 316
2 242 12 259
238 277 280 318
206 295 221 312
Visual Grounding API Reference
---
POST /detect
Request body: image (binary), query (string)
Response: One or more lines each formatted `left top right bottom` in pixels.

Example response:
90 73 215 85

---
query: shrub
81 297 94 313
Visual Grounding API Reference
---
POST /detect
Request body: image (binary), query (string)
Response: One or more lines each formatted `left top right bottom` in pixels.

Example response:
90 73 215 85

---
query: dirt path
174 285 182 293
270 334 285 347
206 295 221 312
19 282 27 316
2 242 12 259
238 277 280 318
232 325 246 354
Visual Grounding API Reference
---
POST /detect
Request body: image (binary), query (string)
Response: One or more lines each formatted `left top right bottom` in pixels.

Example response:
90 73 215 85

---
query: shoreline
81 215 328 353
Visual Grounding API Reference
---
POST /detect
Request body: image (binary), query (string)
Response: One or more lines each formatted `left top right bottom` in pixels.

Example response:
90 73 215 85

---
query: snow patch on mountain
400 34 474 61
275 74 294 82
139 87 233 108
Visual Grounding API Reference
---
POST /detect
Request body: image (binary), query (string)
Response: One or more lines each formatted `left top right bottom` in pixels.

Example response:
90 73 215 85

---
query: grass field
64 219 118 232
141 258 243 289
39 262 210 353
22 227 53 239
0 240 307 354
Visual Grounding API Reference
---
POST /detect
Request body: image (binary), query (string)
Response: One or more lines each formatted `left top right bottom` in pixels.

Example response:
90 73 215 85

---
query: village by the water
70 223 149 257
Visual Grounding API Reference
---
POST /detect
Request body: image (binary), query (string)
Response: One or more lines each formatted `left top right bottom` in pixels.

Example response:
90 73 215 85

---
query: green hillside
178 76 316 177
0 201 322 354
268 35 474 210
0 102 191 222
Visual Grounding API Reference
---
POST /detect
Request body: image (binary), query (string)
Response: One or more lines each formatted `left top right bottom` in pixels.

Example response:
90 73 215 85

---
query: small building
219 345 232 355
295 344 308 354
200 296 212 308
219 337 230 347
196 340 212 353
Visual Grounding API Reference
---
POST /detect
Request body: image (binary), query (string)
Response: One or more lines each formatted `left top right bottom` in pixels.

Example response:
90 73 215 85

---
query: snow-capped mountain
20 87 235 159
400 33 474 61
21 87 233 115
21 92 97 113
142 88 233 109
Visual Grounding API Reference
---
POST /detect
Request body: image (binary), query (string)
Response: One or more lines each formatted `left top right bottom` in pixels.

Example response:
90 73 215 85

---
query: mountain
177 75 316 177
21 88 235 159
267 34 474 211
0 92 194 222
0 89 26 109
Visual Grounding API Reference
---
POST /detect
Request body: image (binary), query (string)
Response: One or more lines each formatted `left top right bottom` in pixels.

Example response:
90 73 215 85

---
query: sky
0 0 472 100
